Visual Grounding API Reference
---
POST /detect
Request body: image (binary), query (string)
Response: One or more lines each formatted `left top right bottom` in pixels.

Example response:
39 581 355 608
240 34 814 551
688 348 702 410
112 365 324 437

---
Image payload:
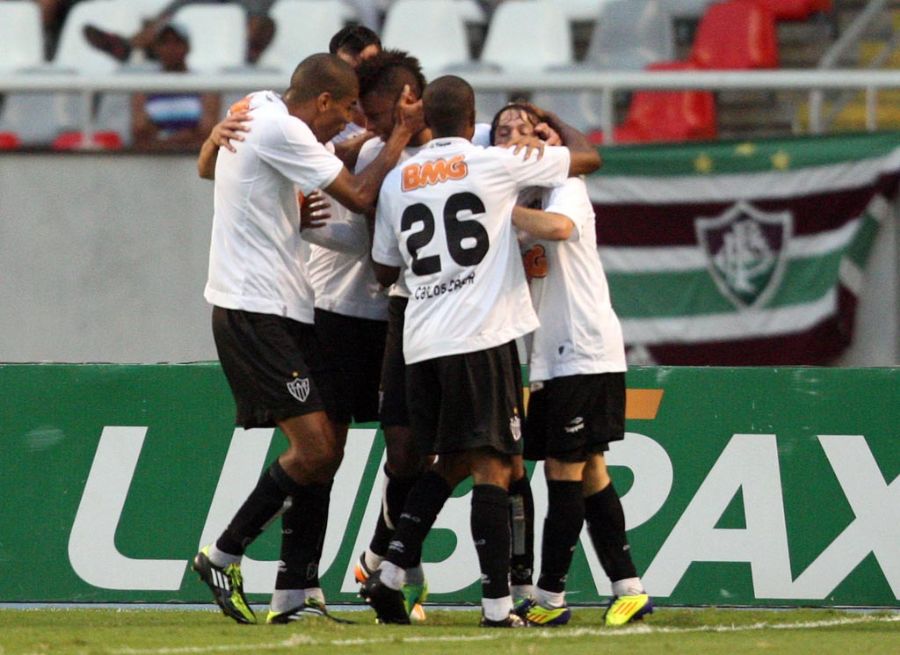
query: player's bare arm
511 205 574 241
332 129 376 169
525 102 602 176
323 85 423 214
372 262 400 288
197 112 252 179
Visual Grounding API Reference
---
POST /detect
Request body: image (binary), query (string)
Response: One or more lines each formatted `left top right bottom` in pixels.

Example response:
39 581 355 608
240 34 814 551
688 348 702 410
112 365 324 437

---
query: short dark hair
328 24 382 57
286 53 358 103
356 49 426 102
423 75 475 137
489 103 542 145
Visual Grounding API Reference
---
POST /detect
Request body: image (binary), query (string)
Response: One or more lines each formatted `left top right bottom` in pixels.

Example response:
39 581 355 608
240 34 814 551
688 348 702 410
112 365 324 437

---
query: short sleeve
256 116 345 195
371 178 404 268
502 144 570 193
543 177 593 242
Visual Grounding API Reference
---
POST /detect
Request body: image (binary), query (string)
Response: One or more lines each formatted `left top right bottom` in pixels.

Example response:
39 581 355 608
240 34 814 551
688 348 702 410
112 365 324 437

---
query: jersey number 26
401 192 489 275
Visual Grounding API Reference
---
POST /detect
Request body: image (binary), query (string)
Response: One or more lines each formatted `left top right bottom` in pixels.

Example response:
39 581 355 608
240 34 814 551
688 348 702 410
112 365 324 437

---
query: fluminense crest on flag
588 132 900 365
695 201 792 310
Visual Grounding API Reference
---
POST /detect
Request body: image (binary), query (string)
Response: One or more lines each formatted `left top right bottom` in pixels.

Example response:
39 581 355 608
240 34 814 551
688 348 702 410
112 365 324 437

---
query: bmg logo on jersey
402 155 468 191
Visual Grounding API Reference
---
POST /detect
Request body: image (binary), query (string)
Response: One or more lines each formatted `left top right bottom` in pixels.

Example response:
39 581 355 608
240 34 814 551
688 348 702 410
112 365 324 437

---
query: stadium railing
1 68 899 145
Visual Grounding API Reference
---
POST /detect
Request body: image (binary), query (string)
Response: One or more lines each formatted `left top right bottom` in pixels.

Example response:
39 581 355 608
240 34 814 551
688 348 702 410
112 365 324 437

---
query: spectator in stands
82 0 276 66
130 21 219 152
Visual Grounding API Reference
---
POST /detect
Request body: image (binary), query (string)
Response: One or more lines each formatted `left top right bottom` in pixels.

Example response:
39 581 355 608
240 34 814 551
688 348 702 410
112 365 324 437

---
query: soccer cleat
480 611 528 628
524 601 571 626
360 570 411 624
356 553 427 621
192 547 256 624
266 597 354 625
512 596 535 619
604 594 653 626
403 581 428 622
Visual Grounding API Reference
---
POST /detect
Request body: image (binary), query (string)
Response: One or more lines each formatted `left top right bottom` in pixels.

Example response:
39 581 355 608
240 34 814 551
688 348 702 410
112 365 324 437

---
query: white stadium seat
52 0 144 74
479 0 573 71
171 3 247 72
381 0 471 78
258 0 352 73
0 1 45 71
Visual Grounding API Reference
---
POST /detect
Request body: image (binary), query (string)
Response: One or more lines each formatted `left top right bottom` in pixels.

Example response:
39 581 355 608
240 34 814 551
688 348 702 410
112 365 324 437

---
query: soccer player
491 103 653 627
364 75 601 627
192 52 422 625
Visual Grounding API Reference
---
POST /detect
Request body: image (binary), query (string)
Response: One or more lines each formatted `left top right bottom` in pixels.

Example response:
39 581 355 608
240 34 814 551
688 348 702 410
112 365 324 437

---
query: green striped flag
588 132 900 365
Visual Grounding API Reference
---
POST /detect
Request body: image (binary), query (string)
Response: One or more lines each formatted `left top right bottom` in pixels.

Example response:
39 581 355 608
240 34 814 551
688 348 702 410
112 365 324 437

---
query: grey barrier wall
0 153 897 365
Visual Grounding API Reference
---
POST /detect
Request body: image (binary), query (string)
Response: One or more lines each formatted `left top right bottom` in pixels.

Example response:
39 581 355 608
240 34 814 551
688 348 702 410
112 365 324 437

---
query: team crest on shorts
510 412 522 441
286 375 310 403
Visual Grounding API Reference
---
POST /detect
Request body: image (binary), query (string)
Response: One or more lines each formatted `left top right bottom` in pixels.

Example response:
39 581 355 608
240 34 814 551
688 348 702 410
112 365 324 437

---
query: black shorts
314 308 387 424
378 296 409 428
406 341 525 456
523 372 625 462
212 306 330 429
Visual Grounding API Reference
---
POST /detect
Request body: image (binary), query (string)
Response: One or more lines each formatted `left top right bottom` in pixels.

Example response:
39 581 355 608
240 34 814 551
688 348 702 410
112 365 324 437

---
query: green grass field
0 607 897 655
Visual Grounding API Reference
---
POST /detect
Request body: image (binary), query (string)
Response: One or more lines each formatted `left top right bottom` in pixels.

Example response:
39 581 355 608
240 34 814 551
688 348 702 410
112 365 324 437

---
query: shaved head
286 53 358 104
423 75 475 138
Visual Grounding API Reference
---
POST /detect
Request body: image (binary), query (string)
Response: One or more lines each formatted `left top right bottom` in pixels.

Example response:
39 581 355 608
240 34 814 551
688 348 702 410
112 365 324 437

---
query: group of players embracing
193 23 652 629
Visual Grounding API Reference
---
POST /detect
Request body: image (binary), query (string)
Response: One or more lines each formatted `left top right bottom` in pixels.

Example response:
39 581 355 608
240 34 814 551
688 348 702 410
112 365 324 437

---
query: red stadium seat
52 131 124 151
751 0 832 21
0 132 21 150
591 61 717 144
690 0 779 69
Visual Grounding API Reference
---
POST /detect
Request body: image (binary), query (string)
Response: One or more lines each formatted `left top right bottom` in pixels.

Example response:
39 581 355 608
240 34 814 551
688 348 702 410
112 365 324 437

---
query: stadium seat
258 1 351 72
0 90 82 147
479 1 573 71
751 0 833 21
554 0 619 22
530 0 674 131
170 3 246 72
51 130 124 151
690 0 779 69
665 0 716 20
0 1 45 71
585 0 675 71
381 0 471 77
0 133 21 150
592 61 717 144
454 0 487 24
52 0 145 73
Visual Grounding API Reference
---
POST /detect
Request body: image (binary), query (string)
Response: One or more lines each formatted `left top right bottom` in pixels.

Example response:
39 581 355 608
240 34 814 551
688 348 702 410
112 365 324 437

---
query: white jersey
372 136 571 364
522 177 627 381
204 90 343 324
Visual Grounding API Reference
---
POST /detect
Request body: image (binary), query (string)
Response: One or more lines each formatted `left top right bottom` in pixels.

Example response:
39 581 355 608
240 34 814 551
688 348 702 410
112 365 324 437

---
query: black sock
471 484 512 600
508 473 534 586
537 480 584 594
584 483 637 584
275 481 332 590
385 470 453 569
368 465 421 558
215 460 297 556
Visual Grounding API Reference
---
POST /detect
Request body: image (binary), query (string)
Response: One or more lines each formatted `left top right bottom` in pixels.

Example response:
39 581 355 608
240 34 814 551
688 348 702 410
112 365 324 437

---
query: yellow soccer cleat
604 594 653 626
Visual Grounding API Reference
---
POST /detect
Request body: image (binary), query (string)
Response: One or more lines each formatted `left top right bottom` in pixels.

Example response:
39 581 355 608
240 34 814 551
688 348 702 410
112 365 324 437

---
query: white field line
107 614 900 654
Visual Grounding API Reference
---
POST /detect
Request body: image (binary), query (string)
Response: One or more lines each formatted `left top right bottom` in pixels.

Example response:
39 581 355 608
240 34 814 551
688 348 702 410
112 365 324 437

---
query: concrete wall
1 153 897 364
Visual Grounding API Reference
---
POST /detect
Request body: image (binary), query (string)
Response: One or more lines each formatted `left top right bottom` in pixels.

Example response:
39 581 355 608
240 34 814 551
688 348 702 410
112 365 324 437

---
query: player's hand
300 190 331 231
534 121 562 146
394 84 425 136
208 112 252 153
503 134 545 161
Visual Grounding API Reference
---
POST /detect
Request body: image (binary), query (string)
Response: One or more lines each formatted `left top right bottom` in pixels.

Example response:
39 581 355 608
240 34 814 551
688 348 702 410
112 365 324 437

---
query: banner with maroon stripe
587 132 900 365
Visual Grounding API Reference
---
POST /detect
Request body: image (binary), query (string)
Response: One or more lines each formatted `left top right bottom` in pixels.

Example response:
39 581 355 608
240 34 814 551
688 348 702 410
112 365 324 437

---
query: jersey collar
426 136 471 149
